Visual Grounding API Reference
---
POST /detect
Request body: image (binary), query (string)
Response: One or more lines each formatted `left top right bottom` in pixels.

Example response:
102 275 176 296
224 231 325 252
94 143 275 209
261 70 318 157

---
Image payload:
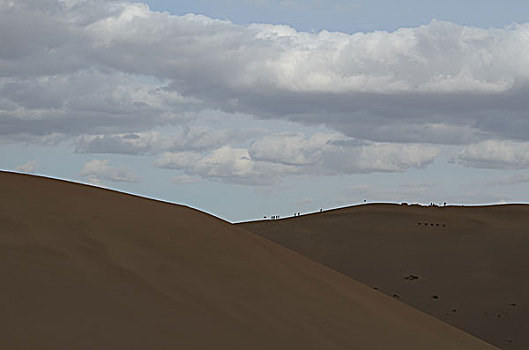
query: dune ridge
240 203 529 349
0 171 498 349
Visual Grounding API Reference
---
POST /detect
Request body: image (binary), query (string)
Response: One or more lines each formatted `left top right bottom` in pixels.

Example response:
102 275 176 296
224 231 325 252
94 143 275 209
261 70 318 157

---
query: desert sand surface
0 171 497 349
240 203 529 349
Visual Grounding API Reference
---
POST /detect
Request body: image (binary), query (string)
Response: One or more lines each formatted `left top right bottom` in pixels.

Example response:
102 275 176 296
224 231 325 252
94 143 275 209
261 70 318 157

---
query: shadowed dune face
0 172 497 349
240 204 529 349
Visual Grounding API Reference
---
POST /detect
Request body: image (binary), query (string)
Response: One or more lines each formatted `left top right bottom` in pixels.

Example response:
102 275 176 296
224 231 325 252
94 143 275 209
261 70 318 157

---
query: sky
2 0 529 222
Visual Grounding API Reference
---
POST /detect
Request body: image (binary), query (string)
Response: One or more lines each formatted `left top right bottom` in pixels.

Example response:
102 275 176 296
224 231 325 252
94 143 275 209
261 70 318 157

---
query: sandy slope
0 172 496 349
240 203 529 349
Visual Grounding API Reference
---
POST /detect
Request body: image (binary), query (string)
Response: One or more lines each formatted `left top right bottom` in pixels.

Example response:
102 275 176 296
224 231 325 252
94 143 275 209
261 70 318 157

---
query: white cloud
458 140 529 169
80 159 140 183
15 160 38 173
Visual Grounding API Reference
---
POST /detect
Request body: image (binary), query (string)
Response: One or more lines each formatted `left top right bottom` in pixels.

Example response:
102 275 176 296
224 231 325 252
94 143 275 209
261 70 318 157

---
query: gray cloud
75 132 154 155
458 140 529 169
156 132 438 185
156 147 285 185
74 126 262 155
249 132 438 173
3 0 529 180
0 69 197 138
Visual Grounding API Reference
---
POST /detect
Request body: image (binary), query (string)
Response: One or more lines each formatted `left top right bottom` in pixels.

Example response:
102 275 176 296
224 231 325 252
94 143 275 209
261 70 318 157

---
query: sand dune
0 172 496 349
240 203 529 349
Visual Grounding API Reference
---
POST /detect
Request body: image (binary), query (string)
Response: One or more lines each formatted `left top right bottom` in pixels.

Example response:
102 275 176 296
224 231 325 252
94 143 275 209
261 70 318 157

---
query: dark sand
240 203 529 349
0 172 496 349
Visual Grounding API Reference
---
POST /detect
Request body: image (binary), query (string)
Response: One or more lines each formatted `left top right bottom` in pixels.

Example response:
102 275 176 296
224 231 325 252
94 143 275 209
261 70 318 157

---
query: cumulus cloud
2 0 529 147
4 0 529 187
156 132 438 185
458 140 529 169
0 70 197 139
80 159 140 183
249 133 438 173
156 146 285 185
15 160 38 173
249 133 330 166
74 126 262 155
75 132 155 155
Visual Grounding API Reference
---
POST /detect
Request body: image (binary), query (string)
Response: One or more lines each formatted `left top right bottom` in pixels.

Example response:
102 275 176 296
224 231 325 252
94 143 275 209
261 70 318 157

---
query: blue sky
145 0 529 32
2 0 529 222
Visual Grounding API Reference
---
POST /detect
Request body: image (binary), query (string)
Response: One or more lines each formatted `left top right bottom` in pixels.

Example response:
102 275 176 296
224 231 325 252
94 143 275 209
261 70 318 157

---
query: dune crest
241 203 529 349
0 172 495 349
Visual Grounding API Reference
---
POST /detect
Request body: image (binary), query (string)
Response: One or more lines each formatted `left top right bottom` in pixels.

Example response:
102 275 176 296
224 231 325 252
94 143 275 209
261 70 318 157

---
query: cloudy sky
2 0 529 221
